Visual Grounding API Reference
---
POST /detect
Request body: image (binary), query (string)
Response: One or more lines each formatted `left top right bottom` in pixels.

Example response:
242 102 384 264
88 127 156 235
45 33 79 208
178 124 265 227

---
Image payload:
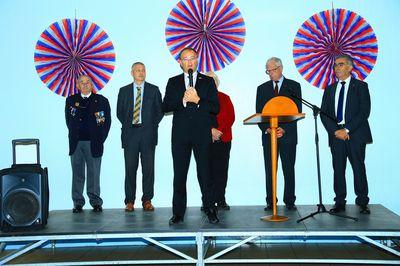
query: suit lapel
127 83 134 121
280 78 287 95
331 81 339 117
178 73 186 95
345 77 356 119
195 72 204 93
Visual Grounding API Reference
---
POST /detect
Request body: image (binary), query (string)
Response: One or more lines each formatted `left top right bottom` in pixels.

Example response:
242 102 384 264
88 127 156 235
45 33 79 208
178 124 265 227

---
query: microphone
188 69 193 87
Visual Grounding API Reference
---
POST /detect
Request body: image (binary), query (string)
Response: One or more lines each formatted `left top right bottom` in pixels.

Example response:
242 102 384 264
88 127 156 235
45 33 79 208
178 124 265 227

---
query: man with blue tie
321 54 372 214
117 62 163 212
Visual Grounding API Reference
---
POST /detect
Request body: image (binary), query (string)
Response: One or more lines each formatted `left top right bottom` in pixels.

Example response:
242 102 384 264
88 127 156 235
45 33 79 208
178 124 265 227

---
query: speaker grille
3 188 40 226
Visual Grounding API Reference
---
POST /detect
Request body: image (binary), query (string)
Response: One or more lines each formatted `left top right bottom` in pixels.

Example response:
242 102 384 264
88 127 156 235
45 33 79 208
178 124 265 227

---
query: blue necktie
337 81 346 123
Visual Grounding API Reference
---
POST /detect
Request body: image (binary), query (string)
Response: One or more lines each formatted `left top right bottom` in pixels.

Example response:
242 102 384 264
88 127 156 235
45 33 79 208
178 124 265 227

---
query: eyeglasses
181 56 197 62
265 66 281 74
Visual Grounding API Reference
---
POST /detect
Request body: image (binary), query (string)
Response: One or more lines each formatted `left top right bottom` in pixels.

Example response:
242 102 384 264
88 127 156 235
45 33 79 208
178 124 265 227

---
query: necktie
274 81 279 96
133 86 141 124
337 81 346 123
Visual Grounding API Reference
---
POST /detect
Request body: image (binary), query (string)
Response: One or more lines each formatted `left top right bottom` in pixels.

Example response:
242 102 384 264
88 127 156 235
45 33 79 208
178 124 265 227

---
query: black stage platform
1 204 400 265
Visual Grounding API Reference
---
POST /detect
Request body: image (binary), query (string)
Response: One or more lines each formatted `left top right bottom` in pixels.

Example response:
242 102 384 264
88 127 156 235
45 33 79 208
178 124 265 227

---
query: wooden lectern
244 96 305 222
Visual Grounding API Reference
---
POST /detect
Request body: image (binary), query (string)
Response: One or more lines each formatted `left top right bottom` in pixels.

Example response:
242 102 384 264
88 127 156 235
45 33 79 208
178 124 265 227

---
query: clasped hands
266 127 285 138
335 129 350 141
183 87 200 105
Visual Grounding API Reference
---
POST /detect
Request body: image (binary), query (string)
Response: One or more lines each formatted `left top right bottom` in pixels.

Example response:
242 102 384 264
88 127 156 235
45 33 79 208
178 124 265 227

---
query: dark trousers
210 141 231 203
263 141 296 206
172 142 214 217
330 138 369 206
124 139 155 204
70 141 103 207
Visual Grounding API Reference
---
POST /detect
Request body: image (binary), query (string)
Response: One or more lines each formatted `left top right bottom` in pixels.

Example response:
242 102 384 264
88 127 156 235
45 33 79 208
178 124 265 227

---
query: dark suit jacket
65 93 111 157
256 78 302 146
117 82 163 148
162 72 219 145
321 77 372 146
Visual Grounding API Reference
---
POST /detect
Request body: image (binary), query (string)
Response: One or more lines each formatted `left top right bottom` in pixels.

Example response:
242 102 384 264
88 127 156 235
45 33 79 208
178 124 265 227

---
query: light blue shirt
133 82 144 124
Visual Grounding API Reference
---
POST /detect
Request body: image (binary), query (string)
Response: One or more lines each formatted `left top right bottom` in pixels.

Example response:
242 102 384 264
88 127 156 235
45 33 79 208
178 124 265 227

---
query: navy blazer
65 93 111 157
117 82 163 148
321 77 372 146
162 72 219 145
256 78 302 146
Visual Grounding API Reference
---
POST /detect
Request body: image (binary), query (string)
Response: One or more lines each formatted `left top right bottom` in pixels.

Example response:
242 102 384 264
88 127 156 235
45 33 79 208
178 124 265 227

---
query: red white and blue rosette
166 0 246 73
34 19 116 97
293 8 378 89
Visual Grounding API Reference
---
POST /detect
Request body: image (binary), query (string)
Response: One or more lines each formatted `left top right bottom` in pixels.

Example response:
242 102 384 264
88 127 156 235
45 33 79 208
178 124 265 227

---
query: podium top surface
243 113 305 125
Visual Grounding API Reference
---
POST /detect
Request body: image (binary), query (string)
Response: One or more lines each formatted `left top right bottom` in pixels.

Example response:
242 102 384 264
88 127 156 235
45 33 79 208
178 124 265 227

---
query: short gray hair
131 62 145 69
77 74 92 82
335 54 354 66
266 57 283 67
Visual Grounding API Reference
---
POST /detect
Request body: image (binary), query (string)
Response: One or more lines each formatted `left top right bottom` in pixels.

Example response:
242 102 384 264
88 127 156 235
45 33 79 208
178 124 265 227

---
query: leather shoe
264 204 273 211
359 205 371 214
205 209 219 224
142 200 154 211
169 215 184 225
93 205 102 212
329 204 346 213
72 205 83 213
217 201 230 210
285 204 297 210
125 202 134 212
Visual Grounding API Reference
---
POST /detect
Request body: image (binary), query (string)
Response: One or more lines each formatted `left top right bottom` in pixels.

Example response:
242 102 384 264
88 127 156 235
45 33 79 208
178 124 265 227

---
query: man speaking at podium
256 57 302 211
162 47 220 225
321 55 372 215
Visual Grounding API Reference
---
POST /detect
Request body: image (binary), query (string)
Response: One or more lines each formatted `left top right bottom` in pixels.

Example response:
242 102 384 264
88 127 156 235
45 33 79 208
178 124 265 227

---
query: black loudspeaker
0 139 49 231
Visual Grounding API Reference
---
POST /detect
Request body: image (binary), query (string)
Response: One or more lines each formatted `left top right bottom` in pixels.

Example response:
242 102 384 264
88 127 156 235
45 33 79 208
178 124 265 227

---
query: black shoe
169 215 184 225
217 201 230 210
264 204 273 211
93 205 103 212
72 205 83 213
285 204 297 210
329 204 346 213
359 205 371 214
205 209 219 224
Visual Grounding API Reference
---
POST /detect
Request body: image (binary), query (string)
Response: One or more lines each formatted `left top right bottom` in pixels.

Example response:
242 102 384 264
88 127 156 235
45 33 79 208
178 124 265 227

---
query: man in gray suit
117 62 163 212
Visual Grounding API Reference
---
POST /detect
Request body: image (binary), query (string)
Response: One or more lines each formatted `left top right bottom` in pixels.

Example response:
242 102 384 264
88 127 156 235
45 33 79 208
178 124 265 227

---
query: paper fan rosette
34 19 116 97
165 0 246 73
293 8 378 89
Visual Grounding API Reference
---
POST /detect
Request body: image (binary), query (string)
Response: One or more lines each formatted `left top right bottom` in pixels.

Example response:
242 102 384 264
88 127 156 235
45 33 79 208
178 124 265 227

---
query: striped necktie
133 86 141 124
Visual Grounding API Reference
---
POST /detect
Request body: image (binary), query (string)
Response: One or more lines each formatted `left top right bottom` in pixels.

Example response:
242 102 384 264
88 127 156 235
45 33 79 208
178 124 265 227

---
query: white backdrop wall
1 0 399 214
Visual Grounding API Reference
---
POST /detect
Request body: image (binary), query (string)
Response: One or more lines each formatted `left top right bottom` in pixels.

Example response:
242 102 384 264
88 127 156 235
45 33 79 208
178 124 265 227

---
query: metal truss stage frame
1 204 399 265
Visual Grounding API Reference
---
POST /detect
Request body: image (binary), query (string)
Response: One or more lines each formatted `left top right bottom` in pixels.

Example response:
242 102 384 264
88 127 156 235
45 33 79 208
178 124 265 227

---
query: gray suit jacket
117 81 163 148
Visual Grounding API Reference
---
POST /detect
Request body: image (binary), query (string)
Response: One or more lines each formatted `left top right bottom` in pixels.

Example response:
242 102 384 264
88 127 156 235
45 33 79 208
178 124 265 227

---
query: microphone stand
287 92 357 223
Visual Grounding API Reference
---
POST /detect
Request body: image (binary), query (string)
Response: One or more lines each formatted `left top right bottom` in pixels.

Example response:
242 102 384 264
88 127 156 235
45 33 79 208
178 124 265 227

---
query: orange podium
244 96 305 222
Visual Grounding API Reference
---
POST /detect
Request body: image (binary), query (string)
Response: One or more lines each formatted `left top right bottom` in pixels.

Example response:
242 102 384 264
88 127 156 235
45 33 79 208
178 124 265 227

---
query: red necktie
274 81 279 96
